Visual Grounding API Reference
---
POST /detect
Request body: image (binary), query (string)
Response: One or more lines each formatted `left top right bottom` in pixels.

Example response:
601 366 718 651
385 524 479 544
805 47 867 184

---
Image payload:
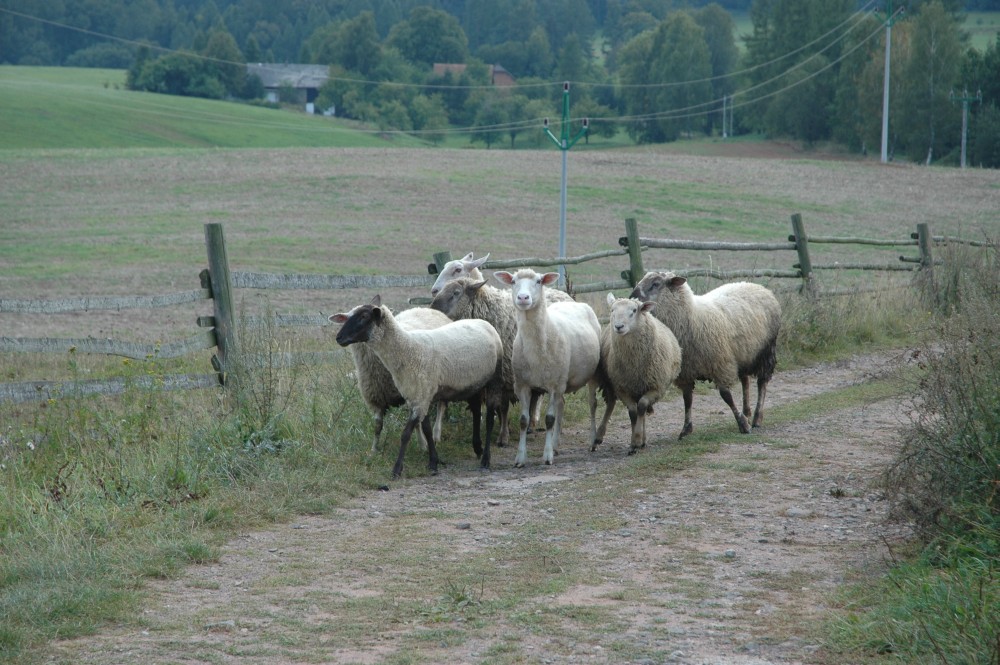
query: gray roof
246 63 329 89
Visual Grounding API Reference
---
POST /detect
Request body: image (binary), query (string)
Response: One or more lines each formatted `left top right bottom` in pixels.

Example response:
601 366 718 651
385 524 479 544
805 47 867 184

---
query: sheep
335 295 505 478
493 269 602 467
599 293 682 455
429 252 571 429
429 277 518 449
329 305 453 453
630 271 781 439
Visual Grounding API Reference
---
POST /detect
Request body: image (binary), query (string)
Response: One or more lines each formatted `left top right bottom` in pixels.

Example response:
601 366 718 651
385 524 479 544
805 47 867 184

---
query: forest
2 0 1000 165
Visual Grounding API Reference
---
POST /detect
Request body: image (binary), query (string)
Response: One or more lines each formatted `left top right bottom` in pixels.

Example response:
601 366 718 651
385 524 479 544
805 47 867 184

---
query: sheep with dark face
329 305 452 452
600 293 682 454
631 272 780 439
335 296 504 477
493 269 602 467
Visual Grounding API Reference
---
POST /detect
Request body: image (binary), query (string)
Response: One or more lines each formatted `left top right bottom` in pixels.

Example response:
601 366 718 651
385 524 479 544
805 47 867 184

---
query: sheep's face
430 281 465 318
631 271 686 302
607 295 655 336
430 252 490 296
496 269 558 312
335 299 382 346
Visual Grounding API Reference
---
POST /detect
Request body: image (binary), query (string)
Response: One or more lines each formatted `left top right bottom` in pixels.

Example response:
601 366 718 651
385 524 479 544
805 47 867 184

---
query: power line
0 4 892 142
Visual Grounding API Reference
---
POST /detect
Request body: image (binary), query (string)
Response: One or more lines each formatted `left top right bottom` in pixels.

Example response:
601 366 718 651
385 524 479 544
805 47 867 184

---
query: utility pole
875 1 902 163
951 88 982 169
722 95 727 138
543 82 588 285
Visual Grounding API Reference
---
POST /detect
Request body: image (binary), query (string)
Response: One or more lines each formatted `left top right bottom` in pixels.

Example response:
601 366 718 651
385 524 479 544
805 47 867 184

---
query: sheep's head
606 293 655 336
333 295 383 346
430 278 487 319
630 271 686 302
430 252 491 297
494 269 558 311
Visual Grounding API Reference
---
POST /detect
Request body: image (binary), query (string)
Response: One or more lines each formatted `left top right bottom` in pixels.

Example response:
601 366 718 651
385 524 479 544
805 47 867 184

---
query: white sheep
493 269 602 467
429 277 518 448
335 295 504 478
329 305 452 452
631 271 781 438
599 293 682 455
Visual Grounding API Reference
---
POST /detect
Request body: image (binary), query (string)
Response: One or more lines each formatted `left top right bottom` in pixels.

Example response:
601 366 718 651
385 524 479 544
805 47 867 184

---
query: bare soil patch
48 349 917 665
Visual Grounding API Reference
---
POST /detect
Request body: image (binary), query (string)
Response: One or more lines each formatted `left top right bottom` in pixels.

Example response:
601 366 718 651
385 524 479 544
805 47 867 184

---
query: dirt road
49 350 917 665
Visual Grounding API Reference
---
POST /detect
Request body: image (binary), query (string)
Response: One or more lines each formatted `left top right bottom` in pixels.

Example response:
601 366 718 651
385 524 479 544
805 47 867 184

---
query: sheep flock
334 254 780 479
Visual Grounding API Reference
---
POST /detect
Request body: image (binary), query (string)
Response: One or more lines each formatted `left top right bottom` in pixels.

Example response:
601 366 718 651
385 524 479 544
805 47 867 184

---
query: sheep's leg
679 381 696 440
752 376 769 428
468 397 483 458
740 375 752 418
420 415 439 475
371 407 386 453
591 380 616 451
496 400 510 448
627 404 640 455
543 392 564 465
527 391 543 433
719 386 751 434
481 399 495 470
633 395 652 453
514 386 532 468
393 411 422 479
430 401 448 450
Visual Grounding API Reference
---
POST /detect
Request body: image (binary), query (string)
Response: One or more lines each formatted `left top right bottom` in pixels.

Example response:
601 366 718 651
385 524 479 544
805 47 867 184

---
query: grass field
0 67 428 150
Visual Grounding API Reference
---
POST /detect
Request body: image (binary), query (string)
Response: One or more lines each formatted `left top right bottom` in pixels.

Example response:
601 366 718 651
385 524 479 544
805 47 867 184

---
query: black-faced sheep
599 293 682 454
493 269 601 467
335 296 505 477
329 305 452 453
631 271 780 438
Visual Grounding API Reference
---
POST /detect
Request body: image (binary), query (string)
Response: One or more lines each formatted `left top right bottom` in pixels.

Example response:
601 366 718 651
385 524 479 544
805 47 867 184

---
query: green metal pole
544 82 588 285
876 1 901 164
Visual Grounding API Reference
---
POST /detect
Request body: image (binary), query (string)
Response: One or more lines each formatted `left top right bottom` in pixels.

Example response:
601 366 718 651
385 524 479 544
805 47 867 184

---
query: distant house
246 63 330 113
432 63 516 87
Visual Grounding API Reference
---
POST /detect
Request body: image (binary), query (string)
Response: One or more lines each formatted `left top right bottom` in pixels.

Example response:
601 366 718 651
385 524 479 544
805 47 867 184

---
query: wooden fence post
204 223 236 380
789 213 814 294
916 223 934 270
915 222 937 306
619 217 644 288
429 251 452 275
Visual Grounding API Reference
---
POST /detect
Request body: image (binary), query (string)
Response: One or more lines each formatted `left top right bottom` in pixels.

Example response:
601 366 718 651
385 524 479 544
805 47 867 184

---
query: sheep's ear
469 254 490 269
668 276 686 289
371 306 383 324
541 272 561 286
493 271 514 285
460 252 475 262
471 280 489 292
370 294 382 307
640 301 656 314
329 313 350 324
606 292 616 307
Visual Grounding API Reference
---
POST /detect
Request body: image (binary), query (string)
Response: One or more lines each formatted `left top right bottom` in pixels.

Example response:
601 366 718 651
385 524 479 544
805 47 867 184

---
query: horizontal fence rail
3 218 993 405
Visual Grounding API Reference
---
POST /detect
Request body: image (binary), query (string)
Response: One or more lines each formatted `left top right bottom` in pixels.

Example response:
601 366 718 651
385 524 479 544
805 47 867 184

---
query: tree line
3 0 1000 165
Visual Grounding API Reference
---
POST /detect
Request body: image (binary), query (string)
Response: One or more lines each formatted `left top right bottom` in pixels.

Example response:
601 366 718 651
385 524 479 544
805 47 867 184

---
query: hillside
0 67 425 150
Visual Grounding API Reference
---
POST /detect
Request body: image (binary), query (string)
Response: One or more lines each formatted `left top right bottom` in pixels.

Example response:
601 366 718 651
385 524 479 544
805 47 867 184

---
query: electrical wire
0 4 899 140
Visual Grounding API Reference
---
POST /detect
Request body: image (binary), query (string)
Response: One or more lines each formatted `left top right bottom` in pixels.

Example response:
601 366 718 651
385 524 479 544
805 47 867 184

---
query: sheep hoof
678 423 693 440
627 447 639 456
590 439 602 452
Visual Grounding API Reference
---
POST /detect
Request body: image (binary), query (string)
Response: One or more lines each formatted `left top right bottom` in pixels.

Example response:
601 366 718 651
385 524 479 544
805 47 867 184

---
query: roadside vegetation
827 241 1000 665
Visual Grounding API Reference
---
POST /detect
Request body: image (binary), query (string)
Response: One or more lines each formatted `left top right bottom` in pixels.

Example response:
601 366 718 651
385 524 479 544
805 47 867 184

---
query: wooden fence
2 218 990 404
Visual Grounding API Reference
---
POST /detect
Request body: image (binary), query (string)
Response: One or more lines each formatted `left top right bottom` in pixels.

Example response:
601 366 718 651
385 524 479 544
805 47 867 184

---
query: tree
202 28 245 97
897 0 964 163
387 7 468 67
644 12 713 142
470 96 509 148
